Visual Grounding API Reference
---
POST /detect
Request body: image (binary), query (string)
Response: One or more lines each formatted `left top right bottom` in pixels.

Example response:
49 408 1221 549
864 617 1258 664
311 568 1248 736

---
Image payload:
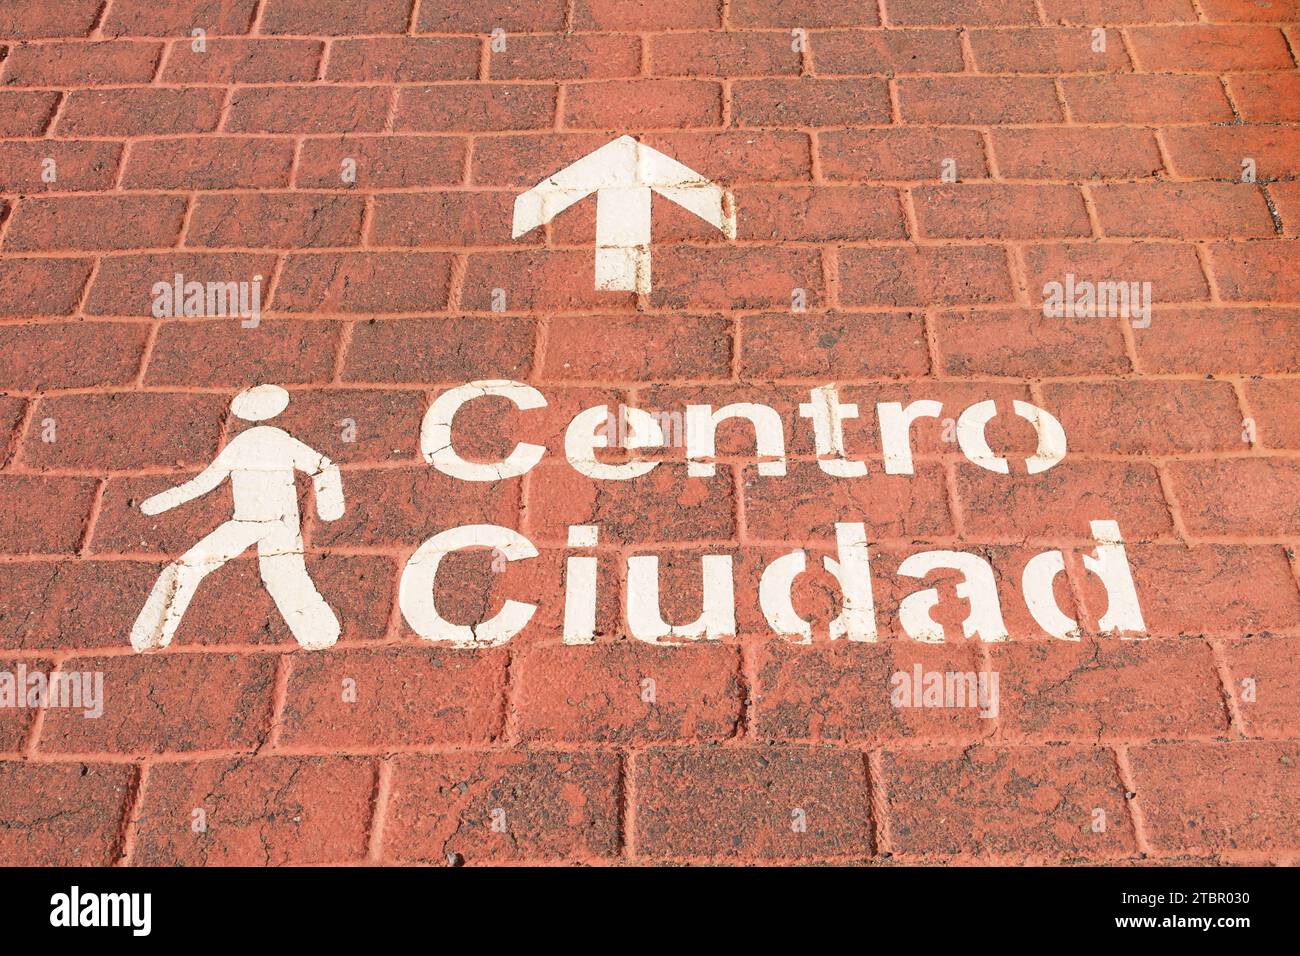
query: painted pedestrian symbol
512 134 736 293
129 385 345 652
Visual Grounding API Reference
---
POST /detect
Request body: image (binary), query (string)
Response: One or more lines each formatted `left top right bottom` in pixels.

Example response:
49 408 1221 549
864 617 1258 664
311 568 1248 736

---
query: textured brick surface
0 0 1297 869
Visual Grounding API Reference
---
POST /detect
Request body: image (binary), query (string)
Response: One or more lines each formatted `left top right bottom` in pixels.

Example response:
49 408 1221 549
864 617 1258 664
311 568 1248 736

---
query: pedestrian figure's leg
129 522 264 650
256 526 340 649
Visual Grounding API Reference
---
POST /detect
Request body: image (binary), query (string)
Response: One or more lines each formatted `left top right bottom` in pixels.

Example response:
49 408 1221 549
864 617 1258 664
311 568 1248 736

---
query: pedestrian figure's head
231 384 290 422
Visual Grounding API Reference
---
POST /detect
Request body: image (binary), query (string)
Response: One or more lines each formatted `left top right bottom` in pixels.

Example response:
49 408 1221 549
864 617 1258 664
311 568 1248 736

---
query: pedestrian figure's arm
139 460 230 515
311 460 345 522
290 440 345 522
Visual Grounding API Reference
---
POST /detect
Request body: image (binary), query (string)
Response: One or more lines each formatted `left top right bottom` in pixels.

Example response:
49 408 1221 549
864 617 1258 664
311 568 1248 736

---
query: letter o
956 399 1066 475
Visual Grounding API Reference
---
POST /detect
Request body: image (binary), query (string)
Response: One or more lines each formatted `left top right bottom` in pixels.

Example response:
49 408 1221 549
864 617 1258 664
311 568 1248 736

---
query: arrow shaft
594 186 652 293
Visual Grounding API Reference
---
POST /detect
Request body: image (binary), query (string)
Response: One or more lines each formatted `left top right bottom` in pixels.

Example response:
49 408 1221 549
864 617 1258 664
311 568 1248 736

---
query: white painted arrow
511 135 736 293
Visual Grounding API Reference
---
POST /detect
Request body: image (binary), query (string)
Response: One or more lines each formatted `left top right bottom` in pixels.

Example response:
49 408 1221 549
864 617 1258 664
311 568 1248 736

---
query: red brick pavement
0 0 1298 866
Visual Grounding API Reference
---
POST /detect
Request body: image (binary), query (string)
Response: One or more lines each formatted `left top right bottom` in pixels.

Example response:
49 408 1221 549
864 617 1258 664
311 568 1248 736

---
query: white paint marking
563 525 599 644
627 554 735 642
956 399 1067 475
564 404 663 481
129 385 344 652
897 550 1009 643
511 135 736 293
824 523 878 642
399 524 539 646
421 380 547 482
800 385 868 478
878 400 943 476
1022 520 1146 641
759 550 813 643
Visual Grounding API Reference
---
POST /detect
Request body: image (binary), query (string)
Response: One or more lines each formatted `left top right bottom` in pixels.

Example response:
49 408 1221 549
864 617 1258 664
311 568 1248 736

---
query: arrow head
510 136 736 291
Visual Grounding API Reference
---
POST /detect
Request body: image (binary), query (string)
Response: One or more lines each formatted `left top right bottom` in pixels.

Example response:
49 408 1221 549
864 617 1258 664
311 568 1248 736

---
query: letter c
421 380 547 481
399 524 538 646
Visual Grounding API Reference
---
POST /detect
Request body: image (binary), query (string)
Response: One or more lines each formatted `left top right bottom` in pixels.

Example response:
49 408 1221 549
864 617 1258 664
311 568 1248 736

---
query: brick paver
0 0 1297 866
